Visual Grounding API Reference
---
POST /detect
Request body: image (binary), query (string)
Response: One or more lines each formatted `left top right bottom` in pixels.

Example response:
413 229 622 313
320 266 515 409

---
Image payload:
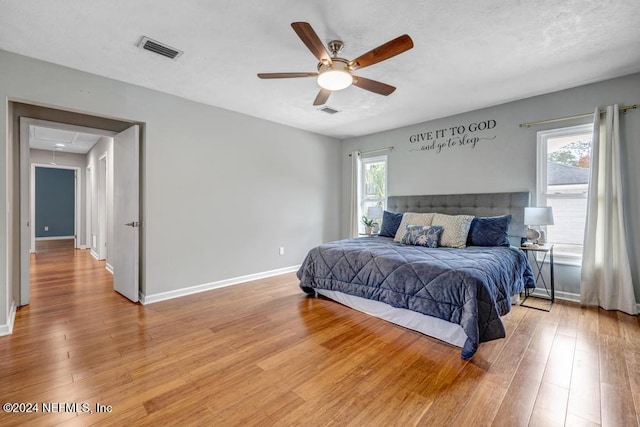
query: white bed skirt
316 289 468 348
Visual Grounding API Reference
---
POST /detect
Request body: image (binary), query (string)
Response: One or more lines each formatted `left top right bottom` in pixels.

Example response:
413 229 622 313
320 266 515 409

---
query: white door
113 125 140 302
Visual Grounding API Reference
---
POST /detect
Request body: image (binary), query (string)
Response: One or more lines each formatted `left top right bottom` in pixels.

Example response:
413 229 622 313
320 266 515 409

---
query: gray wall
35 167 75 237
0 49 341 327
5 101 16 325
342 73 640 301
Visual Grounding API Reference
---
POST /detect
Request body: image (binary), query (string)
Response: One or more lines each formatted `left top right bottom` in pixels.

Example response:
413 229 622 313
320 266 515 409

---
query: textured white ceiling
29 126 103 154
2 1 640 139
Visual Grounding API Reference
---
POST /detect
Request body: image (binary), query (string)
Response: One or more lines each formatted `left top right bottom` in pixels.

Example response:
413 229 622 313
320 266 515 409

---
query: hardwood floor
1 246 639 426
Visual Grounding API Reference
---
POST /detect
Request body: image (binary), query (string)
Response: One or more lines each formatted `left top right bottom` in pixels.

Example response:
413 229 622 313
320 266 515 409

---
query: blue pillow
378 210 403 238
467 215 512 247
401 225 443 248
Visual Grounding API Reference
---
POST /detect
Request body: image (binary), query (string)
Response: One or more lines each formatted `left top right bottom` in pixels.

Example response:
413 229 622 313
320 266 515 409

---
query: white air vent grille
319 106 340 114
138 36 183 60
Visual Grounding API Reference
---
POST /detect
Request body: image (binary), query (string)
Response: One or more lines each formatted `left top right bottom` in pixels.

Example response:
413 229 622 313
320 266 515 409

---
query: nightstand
519 243 554 311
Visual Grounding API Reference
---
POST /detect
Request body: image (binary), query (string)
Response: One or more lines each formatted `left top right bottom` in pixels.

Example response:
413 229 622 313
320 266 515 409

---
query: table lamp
524 206 554 245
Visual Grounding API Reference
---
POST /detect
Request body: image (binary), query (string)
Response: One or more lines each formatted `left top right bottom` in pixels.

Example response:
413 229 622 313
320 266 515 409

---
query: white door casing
113 125 140 302
97 153 108 261
19 119 31 306
86 164 92 249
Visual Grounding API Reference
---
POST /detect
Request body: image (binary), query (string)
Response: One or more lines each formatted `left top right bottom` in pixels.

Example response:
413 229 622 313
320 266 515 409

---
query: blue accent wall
35 167 75 238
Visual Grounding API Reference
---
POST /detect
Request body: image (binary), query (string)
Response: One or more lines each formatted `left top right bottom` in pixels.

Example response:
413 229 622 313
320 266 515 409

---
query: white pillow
431 213 474 248
393 212 435 242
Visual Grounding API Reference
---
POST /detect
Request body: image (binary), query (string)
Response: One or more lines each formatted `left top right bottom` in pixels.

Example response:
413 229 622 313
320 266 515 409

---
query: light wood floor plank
599 334 638 427
530 381 570 427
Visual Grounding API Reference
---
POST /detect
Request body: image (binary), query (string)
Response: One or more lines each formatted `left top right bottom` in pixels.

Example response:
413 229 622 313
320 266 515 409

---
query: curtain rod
348 146 394 157
519 104 637 128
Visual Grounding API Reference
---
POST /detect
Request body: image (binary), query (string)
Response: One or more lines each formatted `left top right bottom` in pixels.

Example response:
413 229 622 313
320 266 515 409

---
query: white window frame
536 123 593 266
359 155 388 231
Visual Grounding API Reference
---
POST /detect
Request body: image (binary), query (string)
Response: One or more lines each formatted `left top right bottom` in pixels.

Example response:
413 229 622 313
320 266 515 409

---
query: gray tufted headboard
387 192 531 239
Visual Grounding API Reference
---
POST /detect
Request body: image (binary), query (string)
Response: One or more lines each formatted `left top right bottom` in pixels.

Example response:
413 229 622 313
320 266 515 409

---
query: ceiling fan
258 22 414 106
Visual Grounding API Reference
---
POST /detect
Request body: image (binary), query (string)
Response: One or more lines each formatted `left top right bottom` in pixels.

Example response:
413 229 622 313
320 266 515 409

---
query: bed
297 192 536 359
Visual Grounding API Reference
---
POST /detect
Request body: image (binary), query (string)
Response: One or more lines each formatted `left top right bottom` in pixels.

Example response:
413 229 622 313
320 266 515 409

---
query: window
537 124 593 264
359 155 387 230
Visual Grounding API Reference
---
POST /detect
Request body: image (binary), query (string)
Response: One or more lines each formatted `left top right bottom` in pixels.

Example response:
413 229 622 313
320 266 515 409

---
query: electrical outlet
279 247 285 255
44 226 49 231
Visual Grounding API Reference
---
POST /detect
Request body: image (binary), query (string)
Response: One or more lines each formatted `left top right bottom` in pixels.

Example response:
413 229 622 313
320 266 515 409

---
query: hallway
28 240 115 314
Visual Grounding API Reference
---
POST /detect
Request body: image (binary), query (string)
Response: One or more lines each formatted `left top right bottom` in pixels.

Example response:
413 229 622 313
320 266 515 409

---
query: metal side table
519 244 554 311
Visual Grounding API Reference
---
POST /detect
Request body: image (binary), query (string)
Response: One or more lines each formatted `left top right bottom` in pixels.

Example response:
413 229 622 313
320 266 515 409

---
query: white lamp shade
317 59 353 91
367 206 384 219
524 206 554 226
317 69 353 91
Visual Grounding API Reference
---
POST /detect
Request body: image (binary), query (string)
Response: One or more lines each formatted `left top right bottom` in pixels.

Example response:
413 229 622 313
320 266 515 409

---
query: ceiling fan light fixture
257 23 413 104
317 69 353 91
317 58 352 91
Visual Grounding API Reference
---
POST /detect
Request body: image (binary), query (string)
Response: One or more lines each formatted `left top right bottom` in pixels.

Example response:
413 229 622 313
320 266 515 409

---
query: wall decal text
409 119 497 154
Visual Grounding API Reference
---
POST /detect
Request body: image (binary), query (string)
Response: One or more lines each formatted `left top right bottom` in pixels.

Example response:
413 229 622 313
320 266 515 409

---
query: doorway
31 164 80 252
12 102 142 307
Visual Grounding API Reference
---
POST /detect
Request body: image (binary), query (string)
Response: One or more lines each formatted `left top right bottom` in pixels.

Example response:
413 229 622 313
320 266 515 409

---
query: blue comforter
297 237 535 359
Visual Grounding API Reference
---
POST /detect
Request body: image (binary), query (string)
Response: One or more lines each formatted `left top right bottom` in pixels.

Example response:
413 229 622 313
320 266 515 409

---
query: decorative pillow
431 213 475 248
378 210 404 238
467 215 512 247
393 212 435 242
401 225 443 248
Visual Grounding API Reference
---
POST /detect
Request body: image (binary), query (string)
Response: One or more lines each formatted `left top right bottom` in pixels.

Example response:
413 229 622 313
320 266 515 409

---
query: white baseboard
0 301 17 336
527 287 580 304
105 263 114 275
526 288 640 312
140 265 300 305
35 236 74 241
90 250 100 260
79 245 88 250
554 289 581 304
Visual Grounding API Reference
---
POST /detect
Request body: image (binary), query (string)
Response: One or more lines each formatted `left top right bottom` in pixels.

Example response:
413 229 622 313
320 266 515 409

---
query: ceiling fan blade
257 72 318 79
313 88 332 106
291 22 332 65
349 34 414 70
353 76 396 96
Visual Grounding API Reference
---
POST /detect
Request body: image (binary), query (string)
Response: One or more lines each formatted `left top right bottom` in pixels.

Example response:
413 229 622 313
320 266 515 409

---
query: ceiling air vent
137 36 183 60
319 106 340 115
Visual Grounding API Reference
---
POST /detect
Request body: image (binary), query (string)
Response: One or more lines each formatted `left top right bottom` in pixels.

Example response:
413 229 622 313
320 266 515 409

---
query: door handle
125 221 140 228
